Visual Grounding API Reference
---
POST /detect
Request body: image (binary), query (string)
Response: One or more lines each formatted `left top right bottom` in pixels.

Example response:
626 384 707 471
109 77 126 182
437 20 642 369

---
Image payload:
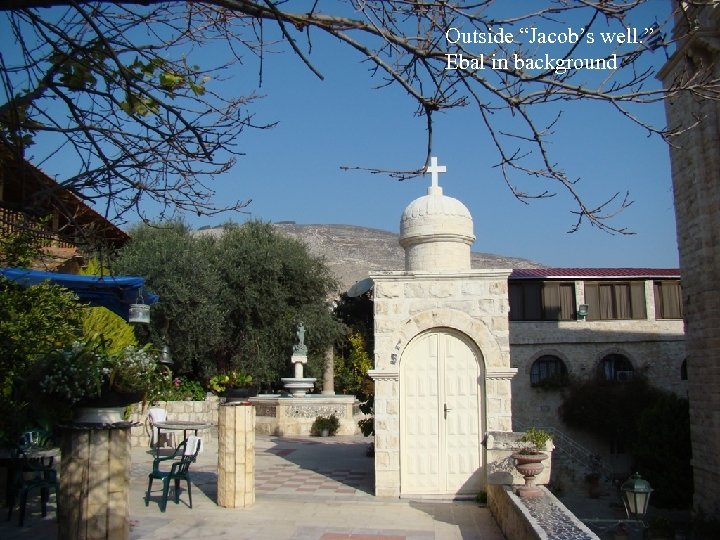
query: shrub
519 427 552 453
311 414 340 436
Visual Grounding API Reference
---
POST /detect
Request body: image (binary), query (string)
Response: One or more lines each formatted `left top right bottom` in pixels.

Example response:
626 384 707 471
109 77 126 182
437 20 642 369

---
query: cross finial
425 156 446 192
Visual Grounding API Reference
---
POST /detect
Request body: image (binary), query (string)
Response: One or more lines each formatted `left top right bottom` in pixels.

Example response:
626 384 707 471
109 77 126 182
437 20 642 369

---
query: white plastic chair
147 408 175 449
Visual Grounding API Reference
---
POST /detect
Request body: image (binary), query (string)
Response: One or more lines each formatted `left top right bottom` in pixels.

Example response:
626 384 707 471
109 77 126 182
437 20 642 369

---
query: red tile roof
510 268 681 279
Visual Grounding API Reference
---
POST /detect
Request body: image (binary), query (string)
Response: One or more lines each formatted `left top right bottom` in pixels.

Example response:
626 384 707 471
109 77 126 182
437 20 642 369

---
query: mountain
200 223 544 293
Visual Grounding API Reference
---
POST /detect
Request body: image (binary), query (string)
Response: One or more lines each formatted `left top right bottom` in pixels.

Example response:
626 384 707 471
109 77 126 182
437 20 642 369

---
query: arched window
530 355 569 387
599 354 634 382
681 359 688 381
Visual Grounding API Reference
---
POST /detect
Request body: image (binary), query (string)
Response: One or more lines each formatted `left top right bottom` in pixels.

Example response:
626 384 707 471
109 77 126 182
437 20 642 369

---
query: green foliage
208 371 253 394
520 428 552 453
560 377 662 447
111 221 225 377
334 332 373 396
148 371 206 402
78 258 137 353
633 392 693 508
561 377 693 508
111 220 344 386
311 414 340 436
0 216 47 267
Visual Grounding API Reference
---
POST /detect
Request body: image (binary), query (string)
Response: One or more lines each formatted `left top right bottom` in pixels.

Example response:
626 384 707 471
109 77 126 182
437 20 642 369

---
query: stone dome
399 180 475 272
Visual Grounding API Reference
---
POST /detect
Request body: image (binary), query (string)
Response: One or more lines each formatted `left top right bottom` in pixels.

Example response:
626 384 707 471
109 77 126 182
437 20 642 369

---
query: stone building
657 1 720 517
370 158 685 498
369 159 516 498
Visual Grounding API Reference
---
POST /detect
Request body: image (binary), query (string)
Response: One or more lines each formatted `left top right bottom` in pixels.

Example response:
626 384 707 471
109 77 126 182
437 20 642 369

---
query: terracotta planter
511 451 548 497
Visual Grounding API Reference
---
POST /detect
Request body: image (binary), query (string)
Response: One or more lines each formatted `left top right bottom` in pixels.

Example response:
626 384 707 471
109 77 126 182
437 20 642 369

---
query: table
151 421 210 456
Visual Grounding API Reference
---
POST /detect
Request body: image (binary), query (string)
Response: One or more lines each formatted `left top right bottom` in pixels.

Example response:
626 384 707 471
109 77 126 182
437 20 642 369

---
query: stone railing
128 394 220 448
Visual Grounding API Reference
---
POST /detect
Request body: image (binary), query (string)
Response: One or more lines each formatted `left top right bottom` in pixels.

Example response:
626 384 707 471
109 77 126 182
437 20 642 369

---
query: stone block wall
128 395 219 448
250 395 362 436
658 1 720 516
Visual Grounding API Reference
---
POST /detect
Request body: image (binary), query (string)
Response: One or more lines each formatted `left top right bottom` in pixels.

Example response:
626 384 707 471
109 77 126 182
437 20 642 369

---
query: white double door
400 330 484 496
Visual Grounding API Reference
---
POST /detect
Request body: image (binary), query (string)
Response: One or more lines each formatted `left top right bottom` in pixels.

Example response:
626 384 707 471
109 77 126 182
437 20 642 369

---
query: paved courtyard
1 432 506 540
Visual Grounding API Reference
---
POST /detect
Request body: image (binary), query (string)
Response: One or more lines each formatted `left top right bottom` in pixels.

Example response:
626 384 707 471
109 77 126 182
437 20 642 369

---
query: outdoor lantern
159 343 173 366
128 303 151 324
577 304 589 320
621 472 653 520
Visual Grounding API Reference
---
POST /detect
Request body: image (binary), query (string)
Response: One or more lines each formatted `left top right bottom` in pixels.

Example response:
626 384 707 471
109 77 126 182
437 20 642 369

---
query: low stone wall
488 485 599 540
128 394 220 448
250 394 362 436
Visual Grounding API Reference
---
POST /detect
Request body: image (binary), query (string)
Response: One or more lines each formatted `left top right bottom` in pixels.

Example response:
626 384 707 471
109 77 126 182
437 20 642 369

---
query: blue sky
189 3 678 268
6 2 680 269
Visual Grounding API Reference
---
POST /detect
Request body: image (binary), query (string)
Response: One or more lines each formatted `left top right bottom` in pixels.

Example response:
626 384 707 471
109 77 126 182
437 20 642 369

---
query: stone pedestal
322 347 335 395
59 424 131 540
217 403 255 508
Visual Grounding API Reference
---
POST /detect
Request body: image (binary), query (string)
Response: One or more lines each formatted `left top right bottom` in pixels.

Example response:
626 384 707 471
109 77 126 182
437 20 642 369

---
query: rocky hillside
200 222 544 293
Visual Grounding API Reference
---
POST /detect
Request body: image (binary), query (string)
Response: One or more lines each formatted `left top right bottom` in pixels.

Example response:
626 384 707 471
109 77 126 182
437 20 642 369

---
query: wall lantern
621 472 653 520
577 304 589 321
128 303 151 324
159 343 173 366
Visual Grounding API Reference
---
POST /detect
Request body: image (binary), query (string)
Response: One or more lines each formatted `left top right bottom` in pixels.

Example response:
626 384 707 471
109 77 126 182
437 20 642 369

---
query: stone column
322 346 335 395
59 425 130 540
217 402 255 508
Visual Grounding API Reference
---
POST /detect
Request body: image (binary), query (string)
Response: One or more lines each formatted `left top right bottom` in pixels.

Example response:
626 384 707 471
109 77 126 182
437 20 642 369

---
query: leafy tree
214 221 344 386
111 221 225 377
111 220 344 385
2 2 717 231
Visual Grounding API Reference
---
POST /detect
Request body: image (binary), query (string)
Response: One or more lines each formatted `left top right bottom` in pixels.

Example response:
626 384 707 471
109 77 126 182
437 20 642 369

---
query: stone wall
128 394 219 448
658 1 720 516
250 395 362 436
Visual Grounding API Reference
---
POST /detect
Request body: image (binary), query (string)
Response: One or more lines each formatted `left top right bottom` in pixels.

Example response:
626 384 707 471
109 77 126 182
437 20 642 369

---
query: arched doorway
399 329 484 497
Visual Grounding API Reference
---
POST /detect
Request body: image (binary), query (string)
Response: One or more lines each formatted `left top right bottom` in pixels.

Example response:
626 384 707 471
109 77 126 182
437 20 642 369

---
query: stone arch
393 307 506 371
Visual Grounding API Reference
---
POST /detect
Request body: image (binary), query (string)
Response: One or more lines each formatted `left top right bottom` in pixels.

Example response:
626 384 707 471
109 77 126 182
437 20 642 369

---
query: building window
530 355 569 387
654 281 683 319
509 281 576 321
584 282 646 320
599 354 634 382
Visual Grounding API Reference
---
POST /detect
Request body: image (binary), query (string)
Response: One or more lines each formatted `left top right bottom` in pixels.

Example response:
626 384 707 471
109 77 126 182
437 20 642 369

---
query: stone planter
223 387 259 403
511 451 548 497
74 406 126 424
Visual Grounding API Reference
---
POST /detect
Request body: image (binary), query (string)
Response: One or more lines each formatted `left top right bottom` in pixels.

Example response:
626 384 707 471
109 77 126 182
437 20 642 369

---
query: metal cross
426 156 446 188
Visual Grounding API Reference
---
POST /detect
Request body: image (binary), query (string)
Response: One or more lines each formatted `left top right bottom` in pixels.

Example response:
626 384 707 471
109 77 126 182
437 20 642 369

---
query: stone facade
509 277 685 476
658 1 720 516
370 272 514 497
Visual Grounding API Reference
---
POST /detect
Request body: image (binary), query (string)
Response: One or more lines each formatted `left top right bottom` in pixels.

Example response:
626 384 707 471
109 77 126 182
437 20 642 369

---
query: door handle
444 403 452 419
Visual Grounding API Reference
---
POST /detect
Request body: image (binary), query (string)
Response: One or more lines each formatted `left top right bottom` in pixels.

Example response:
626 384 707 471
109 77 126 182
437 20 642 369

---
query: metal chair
6 446 59 526
145 436 202 512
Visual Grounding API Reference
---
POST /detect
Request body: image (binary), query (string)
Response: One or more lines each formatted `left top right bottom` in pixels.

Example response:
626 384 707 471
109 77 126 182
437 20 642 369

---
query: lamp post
621 473 653 520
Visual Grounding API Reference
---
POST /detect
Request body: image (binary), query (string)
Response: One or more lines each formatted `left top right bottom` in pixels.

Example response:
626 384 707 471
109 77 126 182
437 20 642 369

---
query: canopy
1 268 159 320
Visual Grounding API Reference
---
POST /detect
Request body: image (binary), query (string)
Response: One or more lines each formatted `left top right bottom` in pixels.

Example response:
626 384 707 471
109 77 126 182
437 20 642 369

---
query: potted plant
310 414 340 437
37 337 159 423
208 371 257 402
511 428 552 497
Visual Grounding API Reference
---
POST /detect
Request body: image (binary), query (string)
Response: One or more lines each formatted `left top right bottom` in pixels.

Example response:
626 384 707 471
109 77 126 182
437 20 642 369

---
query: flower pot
223 387 258 403
511 451 548 497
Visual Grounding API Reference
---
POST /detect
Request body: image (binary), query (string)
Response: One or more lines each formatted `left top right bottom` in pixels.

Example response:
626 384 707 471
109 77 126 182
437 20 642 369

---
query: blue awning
1 268 159 320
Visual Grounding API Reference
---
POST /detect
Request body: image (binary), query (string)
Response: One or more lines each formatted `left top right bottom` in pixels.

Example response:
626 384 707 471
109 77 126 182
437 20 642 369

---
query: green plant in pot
512 428 552 497
311 414 340 437
209 371 256 402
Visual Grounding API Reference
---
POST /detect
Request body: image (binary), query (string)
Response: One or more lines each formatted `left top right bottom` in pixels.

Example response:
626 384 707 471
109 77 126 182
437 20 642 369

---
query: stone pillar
217 403 255 508
59 425 130 540
322 346 335 395
658 1 720 517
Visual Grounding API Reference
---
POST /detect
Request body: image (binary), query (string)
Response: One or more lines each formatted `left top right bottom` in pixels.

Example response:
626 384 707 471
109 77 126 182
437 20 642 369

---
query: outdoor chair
6 445 59 526
145 436 202 512
147 407 175 449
